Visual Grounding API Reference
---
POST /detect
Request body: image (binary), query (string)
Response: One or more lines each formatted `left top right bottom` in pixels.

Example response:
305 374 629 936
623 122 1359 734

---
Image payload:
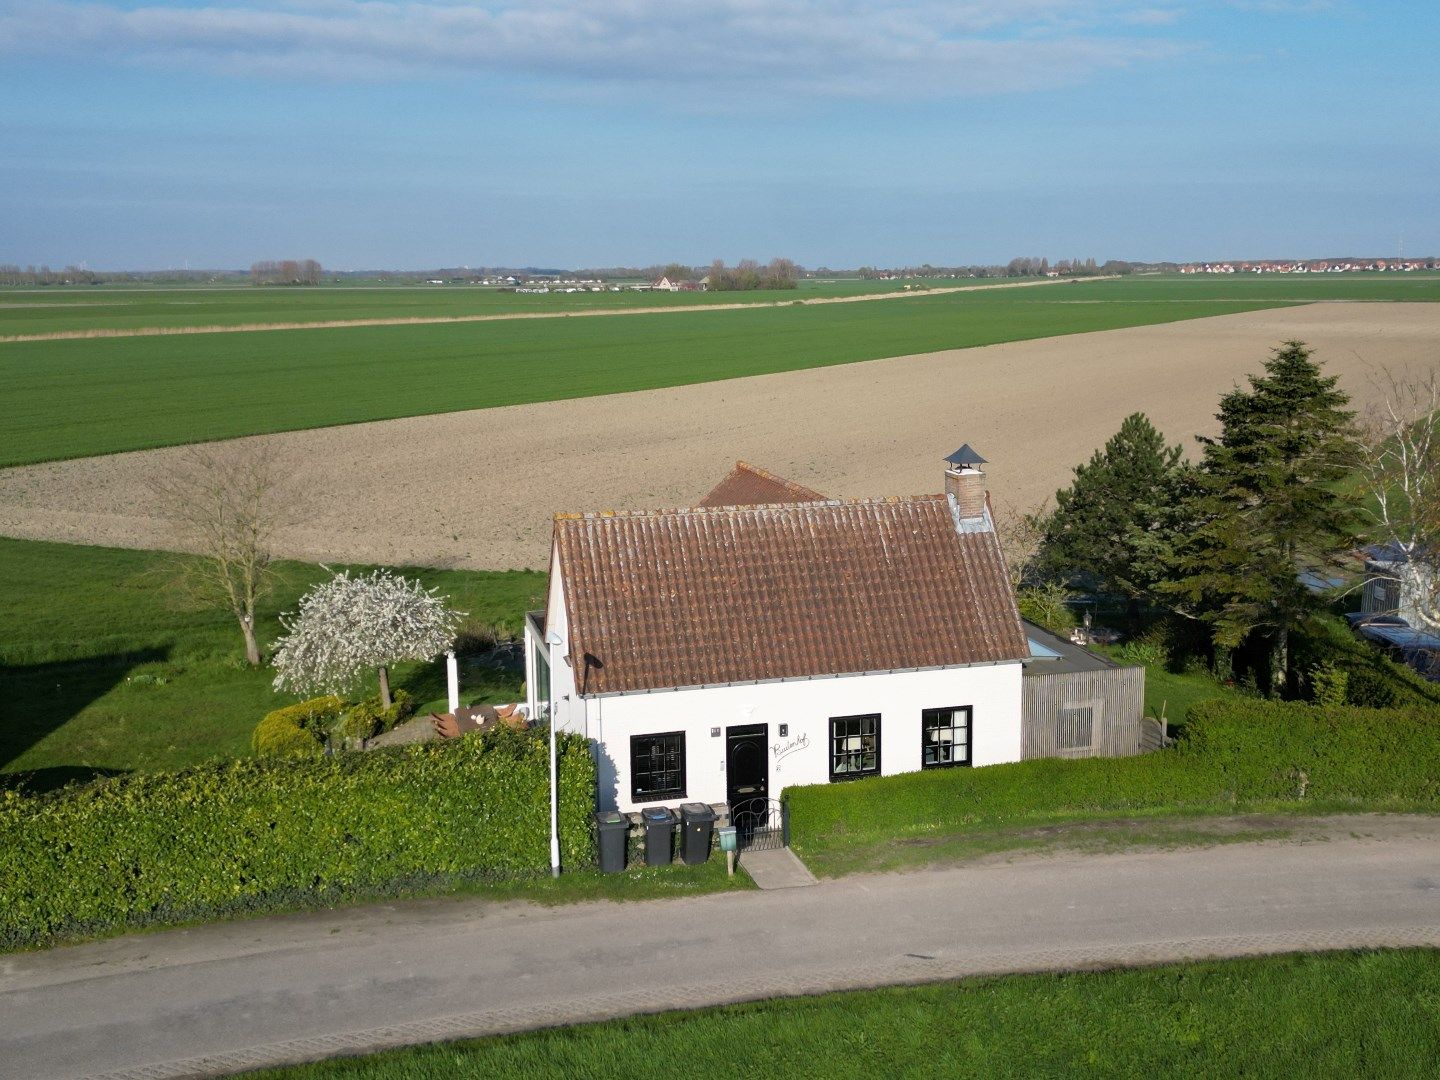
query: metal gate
729 797 789 852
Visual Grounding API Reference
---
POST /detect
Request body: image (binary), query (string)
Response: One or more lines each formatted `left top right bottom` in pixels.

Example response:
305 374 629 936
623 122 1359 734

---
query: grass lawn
251 949 1440 1079
0 537 545 789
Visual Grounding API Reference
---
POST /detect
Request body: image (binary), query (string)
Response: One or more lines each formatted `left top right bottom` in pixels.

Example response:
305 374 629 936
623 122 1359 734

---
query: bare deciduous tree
994 500 1051 589
149 444 285 666
1354 366 1440 633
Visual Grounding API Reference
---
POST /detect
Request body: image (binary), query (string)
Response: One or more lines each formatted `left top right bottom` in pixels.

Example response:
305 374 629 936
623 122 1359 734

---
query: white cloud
0 1 1193 99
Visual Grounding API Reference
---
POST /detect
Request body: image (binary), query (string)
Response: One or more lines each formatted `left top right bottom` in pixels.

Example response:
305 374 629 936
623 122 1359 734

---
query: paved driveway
4 816 1440 1079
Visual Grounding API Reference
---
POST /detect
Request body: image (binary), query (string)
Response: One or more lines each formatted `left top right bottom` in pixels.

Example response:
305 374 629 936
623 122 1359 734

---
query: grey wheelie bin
680 802 717 865
641 806 677 866
596 810 629 873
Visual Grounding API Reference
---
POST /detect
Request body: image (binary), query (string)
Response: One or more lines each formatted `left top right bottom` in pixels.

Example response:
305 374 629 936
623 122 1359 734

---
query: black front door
726 723 769 808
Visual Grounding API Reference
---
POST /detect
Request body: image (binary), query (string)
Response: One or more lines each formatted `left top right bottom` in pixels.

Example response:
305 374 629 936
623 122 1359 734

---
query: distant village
1179 258 1438 275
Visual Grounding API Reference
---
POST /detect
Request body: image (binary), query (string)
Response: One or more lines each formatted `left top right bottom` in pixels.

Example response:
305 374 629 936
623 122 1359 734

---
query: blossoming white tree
271 570 463 708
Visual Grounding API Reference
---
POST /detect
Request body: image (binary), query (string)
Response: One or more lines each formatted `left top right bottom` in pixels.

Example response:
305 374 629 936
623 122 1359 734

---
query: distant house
651 275 704 292
525 451 1147 815
1356 542 1440 681
1361 542 1439 631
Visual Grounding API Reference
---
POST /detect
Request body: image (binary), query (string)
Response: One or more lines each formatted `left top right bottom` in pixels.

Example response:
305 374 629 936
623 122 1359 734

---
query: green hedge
1178 699 1440 802
0 726 596 949
786 700 1440 851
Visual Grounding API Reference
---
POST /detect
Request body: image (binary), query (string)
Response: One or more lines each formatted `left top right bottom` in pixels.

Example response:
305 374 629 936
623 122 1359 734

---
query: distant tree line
0 265 264 286
852 259 1133 280
250 260 323 286
705 258 798 291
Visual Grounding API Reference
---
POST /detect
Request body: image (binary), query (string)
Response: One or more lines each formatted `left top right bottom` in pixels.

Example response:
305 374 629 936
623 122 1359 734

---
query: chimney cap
945 444 988 468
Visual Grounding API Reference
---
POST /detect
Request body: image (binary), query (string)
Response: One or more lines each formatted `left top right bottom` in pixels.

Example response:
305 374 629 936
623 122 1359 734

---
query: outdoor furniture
431 704 500 739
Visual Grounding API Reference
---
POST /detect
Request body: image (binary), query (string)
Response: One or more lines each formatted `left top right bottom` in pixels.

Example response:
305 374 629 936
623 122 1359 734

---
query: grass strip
249 948 1440 1078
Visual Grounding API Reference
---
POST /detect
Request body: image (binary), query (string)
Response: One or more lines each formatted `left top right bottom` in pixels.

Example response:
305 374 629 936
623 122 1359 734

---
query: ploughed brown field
2 301 1437 571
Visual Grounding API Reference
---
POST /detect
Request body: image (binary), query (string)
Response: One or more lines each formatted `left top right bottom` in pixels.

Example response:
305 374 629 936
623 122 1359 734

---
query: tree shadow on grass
0 647 168 794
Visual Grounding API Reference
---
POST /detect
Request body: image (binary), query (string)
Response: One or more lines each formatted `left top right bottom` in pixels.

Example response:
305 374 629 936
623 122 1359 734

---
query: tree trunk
239 612 261 668
1270 624 1289 700
377 665 392 710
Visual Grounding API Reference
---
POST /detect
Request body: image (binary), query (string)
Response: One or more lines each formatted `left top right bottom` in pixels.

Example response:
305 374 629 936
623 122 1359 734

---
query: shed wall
1021 666 1145 759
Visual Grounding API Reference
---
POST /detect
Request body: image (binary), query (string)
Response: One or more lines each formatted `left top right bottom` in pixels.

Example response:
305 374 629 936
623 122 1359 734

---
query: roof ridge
732 460 826 497
555 492 947 522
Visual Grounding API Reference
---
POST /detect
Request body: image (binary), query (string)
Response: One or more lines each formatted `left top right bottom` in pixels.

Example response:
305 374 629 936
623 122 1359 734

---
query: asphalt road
5 816 1440 1079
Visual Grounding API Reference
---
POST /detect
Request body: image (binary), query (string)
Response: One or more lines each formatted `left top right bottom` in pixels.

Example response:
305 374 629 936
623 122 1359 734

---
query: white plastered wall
581 661 1023 813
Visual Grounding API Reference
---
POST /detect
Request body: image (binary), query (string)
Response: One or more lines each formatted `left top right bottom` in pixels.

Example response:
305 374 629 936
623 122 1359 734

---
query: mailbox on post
717 825 738 877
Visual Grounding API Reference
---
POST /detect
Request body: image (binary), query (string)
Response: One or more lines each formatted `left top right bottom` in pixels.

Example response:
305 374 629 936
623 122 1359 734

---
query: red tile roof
697 461 826 508
553 495 1028 695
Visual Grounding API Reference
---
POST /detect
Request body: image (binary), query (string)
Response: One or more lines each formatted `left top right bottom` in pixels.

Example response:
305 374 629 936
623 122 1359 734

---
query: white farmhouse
525 450 1032 813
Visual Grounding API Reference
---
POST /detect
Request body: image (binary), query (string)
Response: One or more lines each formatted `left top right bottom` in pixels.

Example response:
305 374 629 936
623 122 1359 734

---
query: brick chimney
943 444 988 520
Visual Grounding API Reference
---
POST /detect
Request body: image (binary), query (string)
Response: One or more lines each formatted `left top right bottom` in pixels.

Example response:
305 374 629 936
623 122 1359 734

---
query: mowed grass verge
1 288 1295 466
252 949 1440 1079
0 537 544 787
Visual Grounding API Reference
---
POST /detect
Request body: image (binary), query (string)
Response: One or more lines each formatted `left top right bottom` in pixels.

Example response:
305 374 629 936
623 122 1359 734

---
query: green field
0 537 544 789
4 272 1438 337
256 949 1440 1079
6 273 1438 468
5 273 1438 337
0 293 1274 466
0 278 913 336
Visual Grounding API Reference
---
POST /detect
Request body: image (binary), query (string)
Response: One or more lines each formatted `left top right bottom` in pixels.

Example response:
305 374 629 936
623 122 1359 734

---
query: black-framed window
1057 704 1095 751
631 732 686 802
830 714 881 781
922 706 972 769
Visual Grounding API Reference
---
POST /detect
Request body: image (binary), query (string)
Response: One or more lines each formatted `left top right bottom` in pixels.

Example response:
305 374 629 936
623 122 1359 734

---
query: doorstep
740 847 818 890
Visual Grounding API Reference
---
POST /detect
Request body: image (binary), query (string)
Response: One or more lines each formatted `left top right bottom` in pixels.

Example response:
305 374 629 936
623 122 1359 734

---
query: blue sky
1 1 1436 269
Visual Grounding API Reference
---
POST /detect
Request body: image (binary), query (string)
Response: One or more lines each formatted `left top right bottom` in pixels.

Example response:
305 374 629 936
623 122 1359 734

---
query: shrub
1117 639 1168 669
338 689 417 742
0 725 597 949
251 714 324 758
251 695 344 757
1293 616 1440 710
263 695 346 732
1310 662 1349 707
1017 583 1076 635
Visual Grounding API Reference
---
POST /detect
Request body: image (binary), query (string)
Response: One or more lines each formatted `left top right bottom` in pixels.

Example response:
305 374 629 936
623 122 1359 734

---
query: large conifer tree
1162 341 1359 695
1040 411 1187 599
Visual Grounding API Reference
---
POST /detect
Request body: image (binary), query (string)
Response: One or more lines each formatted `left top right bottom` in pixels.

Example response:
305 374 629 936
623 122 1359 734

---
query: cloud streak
0 1 1191 99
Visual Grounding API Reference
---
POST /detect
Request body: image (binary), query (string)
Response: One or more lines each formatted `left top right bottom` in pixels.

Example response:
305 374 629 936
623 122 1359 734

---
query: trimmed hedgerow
0 726 596 950
785 700 1440 851
1178 699 1440 803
